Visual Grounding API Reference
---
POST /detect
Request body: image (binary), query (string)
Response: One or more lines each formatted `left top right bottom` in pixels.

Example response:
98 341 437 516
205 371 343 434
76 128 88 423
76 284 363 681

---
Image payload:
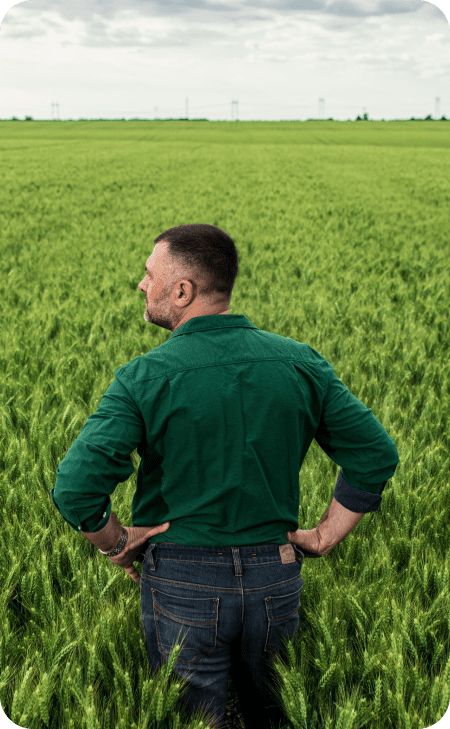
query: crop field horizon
1 120 449 729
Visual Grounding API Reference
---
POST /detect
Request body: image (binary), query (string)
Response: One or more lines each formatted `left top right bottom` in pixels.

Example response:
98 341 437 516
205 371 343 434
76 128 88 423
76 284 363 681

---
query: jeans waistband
143 541 305 575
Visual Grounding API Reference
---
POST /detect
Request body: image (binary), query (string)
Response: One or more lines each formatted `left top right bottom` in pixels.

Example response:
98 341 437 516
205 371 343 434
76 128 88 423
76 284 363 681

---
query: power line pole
231 100 238 121
185 97 188 119
319 98 325 119
435 96 440 119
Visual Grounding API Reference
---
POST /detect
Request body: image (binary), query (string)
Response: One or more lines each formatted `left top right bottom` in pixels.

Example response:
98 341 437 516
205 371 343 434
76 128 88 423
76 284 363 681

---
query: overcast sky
0 0 449 121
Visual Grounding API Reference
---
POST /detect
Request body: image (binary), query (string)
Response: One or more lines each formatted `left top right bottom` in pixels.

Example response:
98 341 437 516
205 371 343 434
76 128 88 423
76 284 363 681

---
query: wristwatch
99 527 128 556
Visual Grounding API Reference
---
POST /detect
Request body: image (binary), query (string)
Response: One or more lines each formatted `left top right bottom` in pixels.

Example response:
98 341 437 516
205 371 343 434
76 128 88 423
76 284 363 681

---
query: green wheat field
1 120 449 729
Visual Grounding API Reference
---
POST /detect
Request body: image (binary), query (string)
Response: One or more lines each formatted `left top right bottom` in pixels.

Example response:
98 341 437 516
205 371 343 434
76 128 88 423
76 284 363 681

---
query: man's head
138 224 239 332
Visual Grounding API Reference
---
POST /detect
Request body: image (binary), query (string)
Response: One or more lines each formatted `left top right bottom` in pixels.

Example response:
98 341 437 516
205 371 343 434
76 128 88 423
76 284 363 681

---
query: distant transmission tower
185 97 189 119
231 100 239 120
52 102 60 120
319 98 325 119
435 96 441 119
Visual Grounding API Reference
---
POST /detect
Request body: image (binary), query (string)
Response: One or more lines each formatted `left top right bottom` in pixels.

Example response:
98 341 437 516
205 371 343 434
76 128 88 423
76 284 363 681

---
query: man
51 223 399 729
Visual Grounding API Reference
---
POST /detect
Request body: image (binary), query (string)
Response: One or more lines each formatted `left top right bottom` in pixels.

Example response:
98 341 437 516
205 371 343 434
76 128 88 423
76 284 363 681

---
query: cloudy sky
0 0 449 121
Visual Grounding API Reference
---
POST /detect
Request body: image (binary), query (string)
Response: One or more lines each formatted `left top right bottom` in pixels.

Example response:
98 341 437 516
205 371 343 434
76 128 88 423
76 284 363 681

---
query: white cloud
0 0 448 120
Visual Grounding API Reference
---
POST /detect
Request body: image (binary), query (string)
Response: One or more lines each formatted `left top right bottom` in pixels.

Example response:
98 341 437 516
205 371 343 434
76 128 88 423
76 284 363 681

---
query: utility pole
435 96 440 119
231 100 238 121
319 98 325 119
185 97 189 119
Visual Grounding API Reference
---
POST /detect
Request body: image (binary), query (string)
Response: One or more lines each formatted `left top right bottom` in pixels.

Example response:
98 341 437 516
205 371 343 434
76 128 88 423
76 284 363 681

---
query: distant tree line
3 115 449 122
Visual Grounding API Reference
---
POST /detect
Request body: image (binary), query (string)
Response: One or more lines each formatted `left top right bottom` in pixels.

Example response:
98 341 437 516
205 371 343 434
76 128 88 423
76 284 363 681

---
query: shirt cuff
333 470 384 513
50 488 112 532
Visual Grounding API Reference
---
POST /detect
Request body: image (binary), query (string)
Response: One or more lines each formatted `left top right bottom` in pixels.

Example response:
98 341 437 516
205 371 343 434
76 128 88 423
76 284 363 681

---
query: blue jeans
140 541 305 729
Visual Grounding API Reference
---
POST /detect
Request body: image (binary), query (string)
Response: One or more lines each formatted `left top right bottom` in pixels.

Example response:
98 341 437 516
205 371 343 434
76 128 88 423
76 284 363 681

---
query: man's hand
82 512 170 584
107 522 170 584
287 497 366 558
286 527 324 557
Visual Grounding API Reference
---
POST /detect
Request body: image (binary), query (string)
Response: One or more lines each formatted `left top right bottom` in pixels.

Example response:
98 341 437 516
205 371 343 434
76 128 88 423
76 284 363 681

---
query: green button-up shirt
51 314 399 546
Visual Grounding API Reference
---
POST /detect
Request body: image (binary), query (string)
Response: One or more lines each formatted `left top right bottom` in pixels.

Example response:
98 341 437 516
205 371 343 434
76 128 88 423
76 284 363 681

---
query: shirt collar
167 314 258 340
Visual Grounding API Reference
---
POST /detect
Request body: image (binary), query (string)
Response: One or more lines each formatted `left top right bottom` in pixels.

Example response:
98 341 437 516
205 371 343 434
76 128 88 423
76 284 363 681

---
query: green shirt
51 314 399 547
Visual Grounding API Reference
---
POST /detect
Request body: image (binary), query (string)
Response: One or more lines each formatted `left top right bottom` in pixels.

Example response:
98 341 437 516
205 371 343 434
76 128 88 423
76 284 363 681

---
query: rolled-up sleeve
50 367 144 532
314 365 400 513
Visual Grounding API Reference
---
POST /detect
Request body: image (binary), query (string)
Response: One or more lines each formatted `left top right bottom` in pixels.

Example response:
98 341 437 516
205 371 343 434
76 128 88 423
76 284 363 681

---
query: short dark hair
153 224 239 303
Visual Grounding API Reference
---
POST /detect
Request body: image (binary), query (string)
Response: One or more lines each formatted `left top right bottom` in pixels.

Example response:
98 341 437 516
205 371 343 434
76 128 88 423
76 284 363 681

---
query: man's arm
314 497 365 555
81 511 124 552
